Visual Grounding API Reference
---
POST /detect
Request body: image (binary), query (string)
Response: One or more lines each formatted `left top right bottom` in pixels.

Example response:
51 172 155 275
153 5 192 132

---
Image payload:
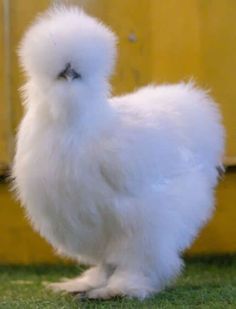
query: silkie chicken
13 6 225 300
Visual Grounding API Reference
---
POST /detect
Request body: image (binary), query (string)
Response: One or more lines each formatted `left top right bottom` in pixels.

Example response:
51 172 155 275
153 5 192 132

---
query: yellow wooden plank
199 0 236 158
0 184 60 264
8 0 50 131
0 1 9 164
102 0 152 94
189 172 236 254
150 0 236 159
150 0 203 82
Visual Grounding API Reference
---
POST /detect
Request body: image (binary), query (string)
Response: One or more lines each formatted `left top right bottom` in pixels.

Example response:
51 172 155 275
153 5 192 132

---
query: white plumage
13 6 225 300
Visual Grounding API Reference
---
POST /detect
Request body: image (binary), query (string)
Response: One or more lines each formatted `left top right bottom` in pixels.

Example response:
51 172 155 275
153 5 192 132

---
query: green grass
0 256 235 308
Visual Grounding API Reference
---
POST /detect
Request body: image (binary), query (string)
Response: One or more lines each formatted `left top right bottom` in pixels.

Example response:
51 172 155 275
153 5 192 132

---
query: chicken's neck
25 82 117 138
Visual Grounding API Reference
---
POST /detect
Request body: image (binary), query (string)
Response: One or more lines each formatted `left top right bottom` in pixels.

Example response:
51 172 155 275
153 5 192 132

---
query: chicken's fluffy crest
19 6 117 81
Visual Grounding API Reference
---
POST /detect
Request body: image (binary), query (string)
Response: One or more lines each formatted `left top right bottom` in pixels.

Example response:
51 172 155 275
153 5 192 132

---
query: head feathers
19 6 117 82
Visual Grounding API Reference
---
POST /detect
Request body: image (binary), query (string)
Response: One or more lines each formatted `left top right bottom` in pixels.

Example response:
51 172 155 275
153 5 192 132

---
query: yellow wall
2 0 236 161
150 0 236 161
0 0 236 263
0 1 9 164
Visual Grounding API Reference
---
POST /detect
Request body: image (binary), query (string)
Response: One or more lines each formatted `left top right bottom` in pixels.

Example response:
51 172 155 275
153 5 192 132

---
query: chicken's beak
58 63 81 81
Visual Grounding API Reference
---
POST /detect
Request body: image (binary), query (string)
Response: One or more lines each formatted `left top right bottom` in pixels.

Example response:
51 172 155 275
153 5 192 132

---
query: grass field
0 256 235 309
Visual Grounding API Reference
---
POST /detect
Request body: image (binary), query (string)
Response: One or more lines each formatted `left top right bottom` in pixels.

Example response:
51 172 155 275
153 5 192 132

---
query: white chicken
13 6 225 300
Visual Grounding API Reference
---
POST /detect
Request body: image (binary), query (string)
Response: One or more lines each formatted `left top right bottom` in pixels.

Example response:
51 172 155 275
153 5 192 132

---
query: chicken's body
13 6 224 300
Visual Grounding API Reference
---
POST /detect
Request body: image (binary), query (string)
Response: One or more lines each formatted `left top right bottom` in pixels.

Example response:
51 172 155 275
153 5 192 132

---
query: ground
0 256 235 309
